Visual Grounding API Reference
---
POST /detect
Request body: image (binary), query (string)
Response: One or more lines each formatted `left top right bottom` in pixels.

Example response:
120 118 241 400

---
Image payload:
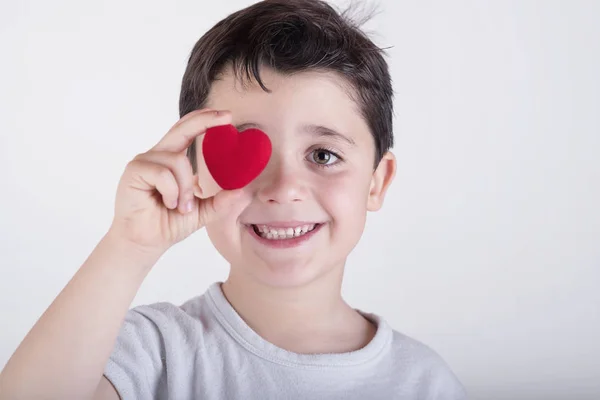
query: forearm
0 232 159 400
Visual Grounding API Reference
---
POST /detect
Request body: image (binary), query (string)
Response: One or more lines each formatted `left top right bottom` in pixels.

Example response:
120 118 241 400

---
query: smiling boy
0 1 467 399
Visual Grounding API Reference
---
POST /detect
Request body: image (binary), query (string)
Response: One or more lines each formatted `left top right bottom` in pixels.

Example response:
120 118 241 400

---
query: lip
245 222 325 249
245 221 319 228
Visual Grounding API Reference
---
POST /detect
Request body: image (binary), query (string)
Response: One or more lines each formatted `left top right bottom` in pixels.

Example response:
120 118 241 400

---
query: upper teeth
255 224 316 239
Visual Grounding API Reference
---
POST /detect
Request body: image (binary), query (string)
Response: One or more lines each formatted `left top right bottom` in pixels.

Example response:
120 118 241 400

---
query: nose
254 156 307 204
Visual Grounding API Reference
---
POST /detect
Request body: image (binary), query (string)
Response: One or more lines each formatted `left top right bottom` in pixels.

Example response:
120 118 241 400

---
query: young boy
0 1 466 399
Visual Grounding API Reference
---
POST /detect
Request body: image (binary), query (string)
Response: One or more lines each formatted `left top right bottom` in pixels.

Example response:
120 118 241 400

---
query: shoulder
387 330 467 399
388 330 448 366
126 296 205 326
128 294 205 321
116 293 209 343
104 294 211 396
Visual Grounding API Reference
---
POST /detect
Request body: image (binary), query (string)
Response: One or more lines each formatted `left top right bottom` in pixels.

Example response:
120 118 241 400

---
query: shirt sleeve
393 332 468 400
103 305 166 400
425 365 468 400
418 351 468 400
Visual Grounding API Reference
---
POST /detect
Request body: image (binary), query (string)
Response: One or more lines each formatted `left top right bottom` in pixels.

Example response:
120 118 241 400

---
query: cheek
205 218 241 260
315 171 370 257
316 169 371 220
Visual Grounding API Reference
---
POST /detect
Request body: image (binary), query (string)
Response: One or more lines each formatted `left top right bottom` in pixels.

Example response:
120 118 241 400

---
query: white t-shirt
104 282 467 399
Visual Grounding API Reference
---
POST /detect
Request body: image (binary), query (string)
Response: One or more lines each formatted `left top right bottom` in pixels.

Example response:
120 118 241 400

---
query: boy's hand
108 109 248 258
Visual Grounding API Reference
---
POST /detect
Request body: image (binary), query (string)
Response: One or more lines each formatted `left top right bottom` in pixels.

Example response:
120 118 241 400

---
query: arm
94 377 121 400
0 232 157 400
0 109 244 400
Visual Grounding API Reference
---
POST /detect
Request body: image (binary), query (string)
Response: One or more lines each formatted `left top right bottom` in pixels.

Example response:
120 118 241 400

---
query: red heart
202 124 272 190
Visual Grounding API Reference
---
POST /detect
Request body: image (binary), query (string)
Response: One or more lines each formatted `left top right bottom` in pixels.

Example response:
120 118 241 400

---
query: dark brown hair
180 0 393 171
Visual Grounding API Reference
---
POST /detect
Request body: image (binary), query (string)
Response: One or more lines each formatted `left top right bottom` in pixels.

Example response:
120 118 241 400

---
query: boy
0 1 467 399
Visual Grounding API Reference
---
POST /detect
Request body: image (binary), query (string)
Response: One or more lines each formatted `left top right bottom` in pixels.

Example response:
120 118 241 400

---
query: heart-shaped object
202 124 272 190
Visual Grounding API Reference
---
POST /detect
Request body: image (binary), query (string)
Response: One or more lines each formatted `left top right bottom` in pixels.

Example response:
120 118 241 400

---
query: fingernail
186 200 194 213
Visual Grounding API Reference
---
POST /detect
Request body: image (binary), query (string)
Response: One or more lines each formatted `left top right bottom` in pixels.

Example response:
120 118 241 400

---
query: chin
237 254 335 289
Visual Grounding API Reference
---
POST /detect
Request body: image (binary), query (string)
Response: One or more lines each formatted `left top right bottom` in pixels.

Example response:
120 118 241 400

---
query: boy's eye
310 149 339 166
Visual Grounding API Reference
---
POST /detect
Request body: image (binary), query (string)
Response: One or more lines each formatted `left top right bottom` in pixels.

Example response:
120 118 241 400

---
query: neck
221 265 376 354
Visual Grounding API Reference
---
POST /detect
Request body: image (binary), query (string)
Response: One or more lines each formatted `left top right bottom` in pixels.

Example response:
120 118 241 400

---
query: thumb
197 188 250 226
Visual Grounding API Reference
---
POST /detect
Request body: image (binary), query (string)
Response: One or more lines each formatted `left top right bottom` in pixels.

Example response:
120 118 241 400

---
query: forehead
205 65 372 145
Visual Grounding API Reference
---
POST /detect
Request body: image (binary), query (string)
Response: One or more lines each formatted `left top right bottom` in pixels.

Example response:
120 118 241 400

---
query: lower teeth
264 233 300 240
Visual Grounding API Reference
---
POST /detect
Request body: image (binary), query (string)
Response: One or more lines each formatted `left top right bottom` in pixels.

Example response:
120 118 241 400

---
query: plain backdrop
1 1 599 399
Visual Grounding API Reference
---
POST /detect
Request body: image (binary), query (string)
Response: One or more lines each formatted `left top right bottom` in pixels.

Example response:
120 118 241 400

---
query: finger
152 109 232 154
126 159 179 209
172 108 218 130
192 175 212 199
134 151 196 214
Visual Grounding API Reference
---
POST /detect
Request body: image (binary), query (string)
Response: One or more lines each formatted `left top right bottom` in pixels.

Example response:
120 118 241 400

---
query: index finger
152 109 232 153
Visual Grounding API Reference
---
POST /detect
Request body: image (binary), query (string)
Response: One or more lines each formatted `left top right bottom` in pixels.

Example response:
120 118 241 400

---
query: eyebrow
235 123 356 146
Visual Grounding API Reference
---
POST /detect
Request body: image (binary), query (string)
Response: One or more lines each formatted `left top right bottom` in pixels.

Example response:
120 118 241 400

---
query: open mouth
251 223 321 240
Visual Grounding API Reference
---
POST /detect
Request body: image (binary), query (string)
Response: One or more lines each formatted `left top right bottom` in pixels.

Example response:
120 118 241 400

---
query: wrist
98 230 164 276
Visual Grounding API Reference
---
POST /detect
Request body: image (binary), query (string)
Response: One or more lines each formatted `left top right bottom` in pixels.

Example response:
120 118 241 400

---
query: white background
1 1 599 399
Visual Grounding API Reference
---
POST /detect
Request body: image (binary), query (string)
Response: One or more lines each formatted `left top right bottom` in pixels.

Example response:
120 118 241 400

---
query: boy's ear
367 151 396 211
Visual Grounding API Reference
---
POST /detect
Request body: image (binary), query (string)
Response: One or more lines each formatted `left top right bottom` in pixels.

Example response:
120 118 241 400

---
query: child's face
201 65 395 288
